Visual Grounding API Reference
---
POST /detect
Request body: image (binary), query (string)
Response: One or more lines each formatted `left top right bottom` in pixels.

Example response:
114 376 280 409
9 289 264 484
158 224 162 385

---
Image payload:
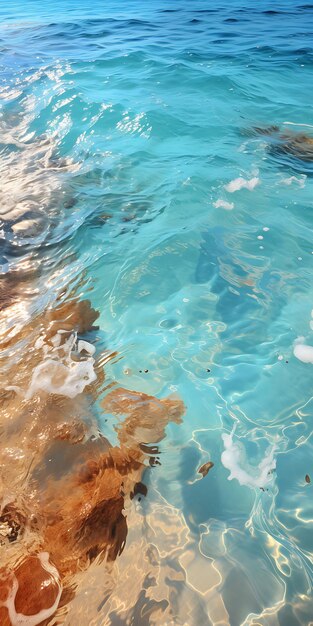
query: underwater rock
198 461 214 478
0 505 26 544
0 297 185 625
0 554 62 626
247 125 313 163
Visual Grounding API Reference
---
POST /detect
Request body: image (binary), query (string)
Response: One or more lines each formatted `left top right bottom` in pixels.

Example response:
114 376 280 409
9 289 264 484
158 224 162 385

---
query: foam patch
221 430 276 489
293 337 313 364
213 199 234 210
225 177 259 193
280 175 306 188
25 331 97 399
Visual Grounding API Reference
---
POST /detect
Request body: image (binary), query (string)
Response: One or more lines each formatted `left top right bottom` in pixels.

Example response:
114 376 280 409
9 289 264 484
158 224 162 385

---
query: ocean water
0 1 313 625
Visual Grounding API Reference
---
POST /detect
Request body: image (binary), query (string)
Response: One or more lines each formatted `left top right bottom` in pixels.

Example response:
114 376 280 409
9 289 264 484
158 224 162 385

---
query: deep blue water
0 1 313 624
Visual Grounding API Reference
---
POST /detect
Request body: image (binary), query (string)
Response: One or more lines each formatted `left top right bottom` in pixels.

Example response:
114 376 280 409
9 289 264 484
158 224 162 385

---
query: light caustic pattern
0 1 313 625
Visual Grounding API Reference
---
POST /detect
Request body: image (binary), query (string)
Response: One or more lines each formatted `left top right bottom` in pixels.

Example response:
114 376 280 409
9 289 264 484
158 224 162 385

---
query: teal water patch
1 1 313 623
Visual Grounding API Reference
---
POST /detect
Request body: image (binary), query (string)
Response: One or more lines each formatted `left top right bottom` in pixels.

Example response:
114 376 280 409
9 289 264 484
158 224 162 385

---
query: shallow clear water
1 1 313 624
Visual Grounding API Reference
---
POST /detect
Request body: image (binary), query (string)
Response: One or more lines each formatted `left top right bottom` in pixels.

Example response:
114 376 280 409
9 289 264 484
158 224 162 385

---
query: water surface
0 1 313 624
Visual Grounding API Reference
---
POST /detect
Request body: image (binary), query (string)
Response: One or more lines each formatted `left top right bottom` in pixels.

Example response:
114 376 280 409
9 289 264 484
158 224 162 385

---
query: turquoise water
1 1 313 624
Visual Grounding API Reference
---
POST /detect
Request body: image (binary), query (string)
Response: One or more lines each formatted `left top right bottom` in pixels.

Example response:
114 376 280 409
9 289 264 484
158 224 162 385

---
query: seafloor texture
0 1 313 625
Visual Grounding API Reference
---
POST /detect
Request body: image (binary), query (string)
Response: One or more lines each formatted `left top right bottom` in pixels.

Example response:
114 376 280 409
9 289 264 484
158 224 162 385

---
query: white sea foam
0 552 62 626
221 430 276 489
225 176 259 193
293 337 313 364
213 199 234 210
25 331 97 399
26 358 96 399
78 339 96 355
281 175 306 188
